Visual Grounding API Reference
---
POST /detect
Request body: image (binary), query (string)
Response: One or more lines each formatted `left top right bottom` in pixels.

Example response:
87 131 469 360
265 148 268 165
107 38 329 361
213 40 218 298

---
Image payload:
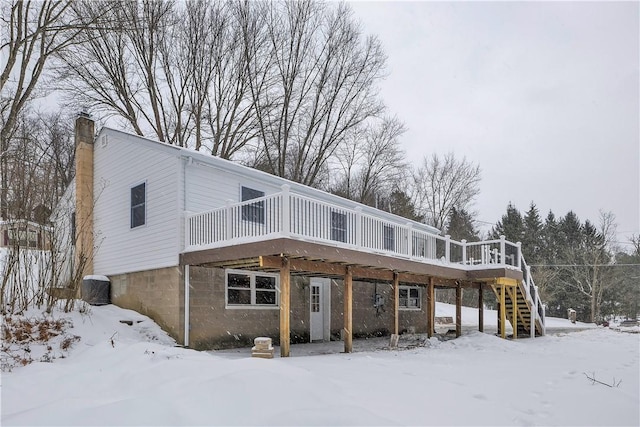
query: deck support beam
427 277 435 338
499 285 506 339
455 283 462 337
279 256 291 357
478 284 484 333
393 272 399 336
344 266 353 353
511 286 518 339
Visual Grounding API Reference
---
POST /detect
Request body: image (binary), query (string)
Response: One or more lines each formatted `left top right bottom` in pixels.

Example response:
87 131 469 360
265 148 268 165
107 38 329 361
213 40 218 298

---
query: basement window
399 286 421 310
130 182 146 228
226 270 278 308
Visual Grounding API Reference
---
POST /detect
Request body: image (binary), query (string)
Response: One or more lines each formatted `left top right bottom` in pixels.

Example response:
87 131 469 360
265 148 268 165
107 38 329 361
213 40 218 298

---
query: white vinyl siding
183 161 280 213
93 130 180 276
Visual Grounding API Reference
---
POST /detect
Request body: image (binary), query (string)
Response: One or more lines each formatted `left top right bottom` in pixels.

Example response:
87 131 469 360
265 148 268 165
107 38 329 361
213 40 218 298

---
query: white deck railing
185 185 524 268
184 184 544 333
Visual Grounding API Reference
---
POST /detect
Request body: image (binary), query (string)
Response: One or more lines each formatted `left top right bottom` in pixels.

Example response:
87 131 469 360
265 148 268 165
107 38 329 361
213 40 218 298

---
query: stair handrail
520 254 545 336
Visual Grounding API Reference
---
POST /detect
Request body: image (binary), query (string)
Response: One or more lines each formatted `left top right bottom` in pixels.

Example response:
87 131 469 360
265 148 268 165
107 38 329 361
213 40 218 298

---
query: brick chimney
74 114 95 277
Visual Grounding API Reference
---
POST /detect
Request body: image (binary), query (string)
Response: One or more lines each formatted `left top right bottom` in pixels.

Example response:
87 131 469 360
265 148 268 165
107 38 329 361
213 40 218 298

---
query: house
56 116 545 356
0 219 51 250
1 219 52 311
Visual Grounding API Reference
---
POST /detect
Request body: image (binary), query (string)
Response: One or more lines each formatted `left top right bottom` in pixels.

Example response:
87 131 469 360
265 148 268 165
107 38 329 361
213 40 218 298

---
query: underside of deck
180 237 523 285
180 237 539 356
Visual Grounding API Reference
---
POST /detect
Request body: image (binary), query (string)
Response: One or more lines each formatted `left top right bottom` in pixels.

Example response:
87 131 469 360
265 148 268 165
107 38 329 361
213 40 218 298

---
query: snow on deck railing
184 185 523 269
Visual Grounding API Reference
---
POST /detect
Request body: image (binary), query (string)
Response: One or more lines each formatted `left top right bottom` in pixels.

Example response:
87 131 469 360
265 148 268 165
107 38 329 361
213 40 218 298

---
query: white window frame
399 285 421 310
240 185 265 224
130 181 147 229
331 210 348 243
225 269 279 309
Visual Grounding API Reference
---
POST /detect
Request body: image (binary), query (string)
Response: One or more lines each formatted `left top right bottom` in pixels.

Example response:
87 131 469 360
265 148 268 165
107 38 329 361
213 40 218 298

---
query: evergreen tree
540 210 559 264
382 190 424 223
490 202 524 242
446 207 479 242
606 250 640 319
559 211 582 249
522 202 543 264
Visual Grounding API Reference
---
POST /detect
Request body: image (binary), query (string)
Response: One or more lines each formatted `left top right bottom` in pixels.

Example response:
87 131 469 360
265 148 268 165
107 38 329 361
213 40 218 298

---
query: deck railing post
499 235 506 265
281 185 290 236
444 235 451 262
225 200 233 240
184 212 190 250
516 241 522 269
406 223 413 257
532 282 538 339
355 207 362 248
461 239 467 264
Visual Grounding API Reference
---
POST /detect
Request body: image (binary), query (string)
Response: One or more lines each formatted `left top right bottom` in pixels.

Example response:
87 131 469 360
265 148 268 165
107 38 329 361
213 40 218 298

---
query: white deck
183 185 545 334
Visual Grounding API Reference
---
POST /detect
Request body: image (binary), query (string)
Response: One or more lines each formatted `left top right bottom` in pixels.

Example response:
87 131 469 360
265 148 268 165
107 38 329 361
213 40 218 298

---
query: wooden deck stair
491 278 545 339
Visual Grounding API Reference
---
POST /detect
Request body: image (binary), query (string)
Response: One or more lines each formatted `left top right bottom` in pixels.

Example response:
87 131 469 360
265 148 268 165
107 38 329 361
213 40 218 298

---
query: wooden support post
427 277 435 338
455 283 462 338
279 256 290 357
393 272 399 336
478 284 484 333
500 285 506 339
344 266 353 353
512 286 517 340
497 298 501 336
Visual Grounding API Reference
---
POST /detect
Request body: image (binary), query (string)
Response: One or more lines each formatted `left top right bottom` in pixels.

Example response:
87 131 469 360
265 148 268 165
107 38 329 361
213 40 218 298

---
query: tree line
2 0 481 232
3 1 635 323
489 202 639 323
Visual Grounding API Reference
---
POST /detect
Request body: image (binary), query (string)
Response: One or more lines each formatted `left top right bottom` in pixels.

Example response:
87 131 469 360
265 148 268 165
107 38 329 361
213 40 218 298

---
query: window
383 225 395 251
241 186 264 224
7 228 26 247
28 230 37 248
131 183 146 228
311 285 320 313
71 212 76 241
331 211 347 243
399 286 421 310
226 270 278 307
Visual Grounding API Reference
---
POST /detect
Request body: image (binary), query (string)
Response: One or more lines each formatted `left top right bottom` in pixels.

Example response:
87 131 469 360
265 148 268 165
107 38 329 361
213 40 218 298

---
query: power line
529 264 640 268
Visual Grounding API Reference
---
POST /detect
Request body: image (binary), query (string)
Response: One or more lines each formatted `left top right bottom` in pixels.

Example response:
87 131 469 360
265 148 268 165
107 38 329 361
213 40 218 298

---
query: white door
310 278 330 341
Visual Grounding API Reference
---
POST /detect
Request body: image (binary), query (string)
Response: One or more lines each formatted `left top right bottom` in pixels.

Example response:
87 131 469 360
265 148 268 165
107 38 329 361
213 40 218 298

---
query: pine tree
446 207 479 242
522 202 543 264
383 190 424 223
541 210 559 264
490 202 524 242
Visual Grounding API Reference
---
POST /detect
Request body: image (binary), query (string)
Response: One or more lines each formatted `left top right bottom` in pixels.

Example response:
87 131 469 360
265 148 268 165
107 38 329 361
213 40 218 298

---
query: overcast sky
348 1 639 247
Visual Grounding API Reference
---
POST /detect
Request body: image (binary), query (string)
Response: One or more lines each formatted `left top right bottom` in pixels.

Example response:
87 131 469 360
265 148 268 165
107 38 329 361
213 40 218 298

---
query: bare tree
61 0 265 157
203 0 265 157
332 116 406 206
630 234 640 256
250 1 386 187
59 0 188 144
411 152 481 231
1 109 74 222
558 211 617 322
1 0 104 218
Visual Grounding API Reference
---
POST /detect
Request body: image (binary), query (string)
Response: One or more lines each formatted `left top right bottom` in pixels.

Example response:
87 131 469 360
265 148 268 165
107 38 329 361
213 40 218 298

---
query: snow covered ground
2 303 638 426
